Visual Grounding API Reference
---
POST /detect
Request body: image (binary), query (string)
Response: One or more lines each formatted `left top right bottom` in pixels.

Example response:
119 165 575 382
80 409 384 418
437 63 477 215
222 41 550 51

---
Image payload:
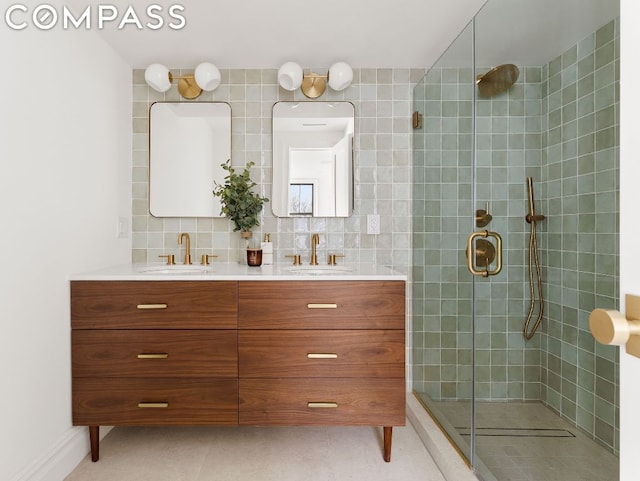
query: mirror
272 101 354 217
149 102 231 217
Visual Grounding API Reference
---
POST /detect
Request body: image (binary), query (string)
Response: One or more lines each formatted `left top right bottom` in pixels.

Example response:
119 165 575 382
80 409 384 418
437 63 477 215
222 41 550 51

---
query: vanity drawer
72 330 238 378
73 378 238 425
239 330 404 378
71 281 237 329
238 281 405 329
239 378 405 426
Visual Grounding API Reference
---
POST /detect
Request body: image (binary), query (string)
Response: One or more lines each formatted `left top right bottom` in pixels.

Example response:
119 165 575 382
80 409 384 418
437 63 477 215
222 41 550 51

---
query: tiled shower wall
412 62 543 402
131 68 422 276
412 18 619 453
474 66 545 402
412 63 475 402
539 19 619 453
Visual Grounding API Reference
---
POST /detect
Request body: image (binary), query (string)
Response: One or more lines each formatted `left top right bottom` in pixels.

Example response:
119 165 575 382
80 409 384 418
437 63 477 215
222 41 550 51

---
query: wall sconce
145 62 221 99
278 61 353 98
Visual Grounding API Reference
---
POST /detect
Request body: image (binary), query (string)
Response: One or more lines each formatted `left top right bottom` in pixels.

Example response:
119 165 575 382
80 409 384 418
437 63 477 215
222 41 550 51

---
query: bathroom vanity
70 264 406 462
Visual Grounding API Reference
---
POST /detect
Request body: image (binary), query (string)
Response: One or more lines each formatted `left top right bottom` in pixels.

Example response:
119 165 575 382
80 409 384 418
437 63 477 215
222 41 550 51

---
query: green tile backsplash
131 68 422 276
412 18 619 454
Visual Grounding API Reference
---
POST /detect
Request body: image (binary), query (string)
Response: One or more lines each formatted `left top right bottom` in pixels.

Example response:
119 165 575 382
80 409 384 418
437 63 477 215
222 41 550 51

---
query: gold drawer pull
136 303 168 310
137 402 169 408
307 303 338 309
308 402 338 408
307 353 338 359
137 353 169 359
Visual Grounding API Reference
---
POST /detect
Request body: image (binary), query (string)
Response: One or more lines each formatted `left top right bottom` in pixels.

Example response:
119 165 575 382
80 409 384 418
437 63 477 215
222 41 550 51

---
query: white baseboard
9 426 112 481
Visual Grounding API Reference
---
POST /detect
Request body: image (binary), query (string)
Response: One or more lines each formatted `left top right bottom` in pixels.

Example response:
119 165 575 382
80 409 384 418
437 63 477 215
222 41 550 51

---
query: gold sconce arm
301 73 328 98
168 73 202 99
278 62 353 98
145 62 221 100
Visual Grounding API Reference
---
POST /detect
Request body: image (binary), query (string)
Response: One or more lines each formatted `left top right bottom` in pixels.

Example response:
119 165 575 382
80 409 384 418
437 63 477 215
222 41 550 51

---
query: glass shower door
411 19 476 465
413 2 620 480
469 2 620 480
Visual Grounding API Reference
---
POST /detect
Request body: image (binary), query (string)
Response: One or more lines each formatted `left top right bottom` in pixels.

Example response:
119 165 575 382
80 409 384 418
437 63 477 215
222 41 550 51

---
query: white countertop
69 262 407 281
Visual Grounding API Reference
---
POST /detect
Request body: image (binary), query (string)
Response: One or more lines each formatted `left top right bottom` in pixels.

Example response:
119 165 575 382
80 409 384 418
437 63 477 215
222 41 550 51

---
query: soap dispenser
261 233 273 265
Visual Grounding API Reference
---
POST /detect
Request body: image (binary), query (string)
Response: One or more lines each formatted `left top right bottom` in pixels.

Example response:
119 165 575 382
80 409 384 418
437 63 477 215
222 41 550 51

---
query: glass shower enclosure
412 1 620 480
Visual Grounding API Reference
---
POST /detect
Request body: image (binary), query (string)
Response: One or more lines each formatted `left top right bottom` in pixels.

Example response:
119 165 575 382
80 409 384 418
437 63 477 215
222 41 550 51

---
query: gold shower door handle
466 230 503 277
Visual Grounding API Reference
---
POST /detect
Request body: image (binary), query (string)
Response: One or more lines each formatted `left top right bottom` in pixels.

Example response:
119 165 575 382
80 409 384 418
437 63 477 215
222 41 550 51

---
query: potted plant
213 159 269 237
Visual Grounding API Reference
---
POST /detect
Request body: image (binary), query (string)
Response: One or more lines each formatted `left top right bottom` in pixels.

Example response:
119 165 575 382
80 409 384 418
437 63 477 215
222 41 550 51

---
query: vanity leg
89 426 99 462
383 426 392 462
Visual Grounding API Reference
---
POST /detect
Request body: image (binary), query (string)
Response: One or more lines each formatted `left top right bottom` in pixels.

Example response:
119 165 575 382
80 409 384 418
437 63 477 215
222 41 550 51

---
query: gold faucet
310 233 320 265
178 232 192 265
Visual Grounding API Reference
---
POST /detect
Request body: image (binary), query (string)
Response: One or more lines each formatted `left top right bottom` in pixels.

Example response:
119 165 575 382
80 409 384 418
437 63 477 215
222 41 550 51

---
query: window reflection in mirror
272 101 354 217
149 102 231 217
289 184 314 215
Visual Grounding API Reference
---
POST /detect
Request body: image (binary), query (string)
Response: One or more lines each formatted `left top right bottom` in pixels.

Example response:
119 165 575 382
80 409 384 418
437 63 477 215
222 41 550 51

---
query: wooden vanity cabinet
70 281 238 461
238 280 406 462
71 279 406 463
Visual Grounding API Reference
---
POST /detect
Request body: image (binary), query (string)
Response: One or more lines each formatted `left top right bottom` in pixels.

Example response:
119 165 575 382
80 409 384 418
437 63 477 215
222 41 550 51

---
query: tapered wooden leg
383 426 392 462
89 426 99 462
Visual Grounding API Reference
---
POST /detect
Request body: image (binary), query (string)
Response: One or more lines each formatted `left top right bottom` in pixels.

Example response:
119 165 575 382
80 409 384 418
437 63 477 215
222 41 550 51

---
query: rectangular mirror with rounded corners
149 102 231 217
272 101 354 217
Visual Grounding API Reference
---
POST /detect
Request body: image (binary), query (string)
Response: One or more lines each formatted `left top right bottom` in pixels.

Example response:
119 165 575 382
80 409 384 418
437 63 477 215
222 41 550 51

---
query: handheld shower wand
523 177 545 340
526 177 546 224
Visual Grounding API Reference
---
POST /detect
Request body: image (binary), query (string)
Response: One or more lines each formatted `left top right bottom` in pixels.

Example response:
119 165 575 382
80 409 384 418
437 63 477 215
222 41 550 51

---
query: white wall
619 2 640 480
0 18 131 481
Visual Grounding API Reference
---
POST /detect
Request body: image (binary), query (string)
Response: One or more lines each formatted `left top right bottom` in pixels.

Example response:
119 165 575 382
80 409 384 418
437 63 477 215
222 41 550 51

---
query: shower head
476 64 519 97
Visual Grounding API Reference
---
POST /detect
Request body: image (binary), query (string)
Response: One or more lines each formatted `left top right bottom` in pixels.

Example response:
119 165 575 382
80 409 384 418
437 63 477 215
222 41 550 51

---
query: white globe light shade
145 63 171 92
278 62 303 91
195 62 221 91
328 62 353 91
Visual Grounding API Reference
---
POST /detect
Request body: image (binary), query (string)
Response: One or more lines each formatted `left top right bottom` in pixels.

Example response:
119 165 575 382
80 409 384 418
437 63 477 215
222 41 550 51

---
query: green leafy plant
213 159 269 232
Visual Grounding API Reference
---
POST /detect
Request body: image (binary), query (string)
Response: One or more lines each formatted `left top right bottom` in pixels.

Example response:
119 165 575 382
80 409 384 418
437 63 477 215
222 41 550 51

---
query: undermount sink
282 265 353 275
137 264 211 274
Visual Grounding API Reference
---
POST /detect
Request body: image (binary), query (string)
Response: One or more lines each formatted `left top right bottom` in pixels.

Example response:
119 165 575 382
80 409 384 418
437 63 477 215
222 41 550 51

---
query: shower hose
524 177 545 340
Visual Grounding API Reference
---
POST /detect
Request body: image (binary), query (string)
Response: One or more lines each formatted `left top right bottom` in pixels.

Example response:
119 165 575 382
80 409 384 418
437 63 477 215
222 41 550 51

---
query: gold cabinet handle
137 402 169 408
307 303 338 309
137 353 169 359
307 353 338 359
307 402 338 408
136 304 168 310
466 230 502 277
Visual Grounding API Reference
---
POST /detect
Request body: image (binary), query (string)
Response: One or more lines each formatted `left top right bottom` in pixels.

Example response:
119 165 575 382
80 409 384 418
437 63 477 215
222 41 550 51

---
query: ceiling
80 0 618 70
473 0 619 67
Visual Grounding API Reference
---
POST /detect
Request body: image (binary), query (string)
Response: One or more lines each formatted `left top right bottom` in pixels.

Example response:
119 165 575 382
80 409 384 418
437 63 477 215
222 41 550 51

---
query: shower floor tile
423 398 618 481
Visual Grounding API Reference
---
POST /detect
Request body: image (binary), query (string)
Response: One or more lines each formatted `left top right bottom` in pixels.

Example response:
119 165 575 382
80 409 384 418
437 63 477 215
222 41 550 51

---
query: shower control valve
465 230 502 278
476 201 493 228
